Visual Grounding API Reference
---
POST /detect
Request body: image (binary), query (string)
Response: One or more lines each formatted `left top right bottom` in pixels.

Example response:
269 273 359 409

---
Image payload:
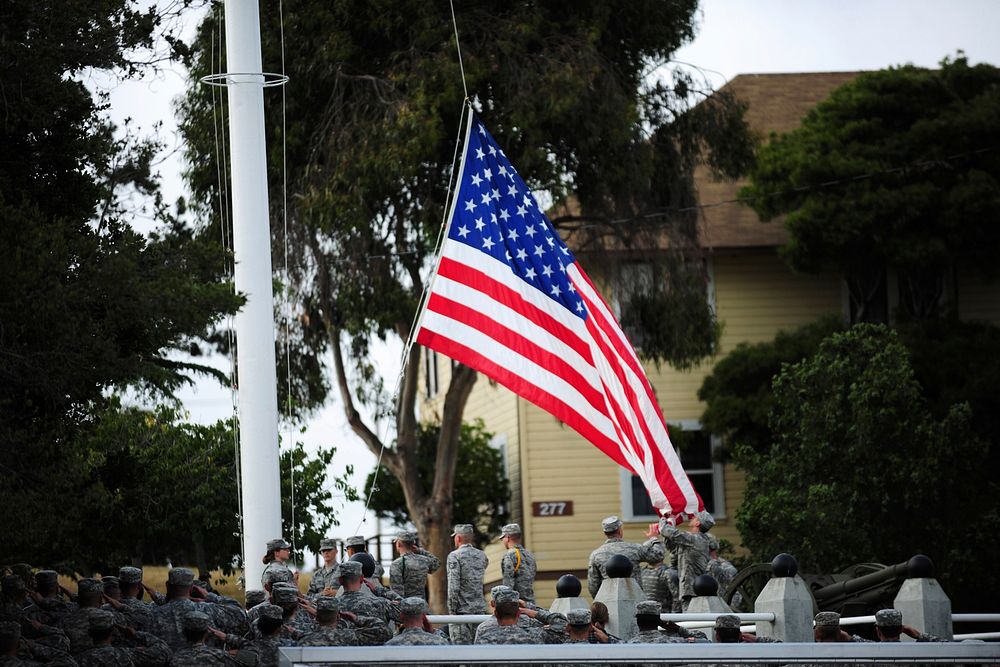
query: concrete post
550 596 590 615
894 578 953 640
754 554 815 642
594 577 644 641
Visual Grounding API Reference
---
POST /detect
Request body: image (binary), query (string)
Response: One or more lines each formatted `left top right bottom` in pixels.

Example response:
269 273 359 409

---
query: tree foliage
698 316 843 459
735 325 999 609
364 420 510 549
741 57 1000 321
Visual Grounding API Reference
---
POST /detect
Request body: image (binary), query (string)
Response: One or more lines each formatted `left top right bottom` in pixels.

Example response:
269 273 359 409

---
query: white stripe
431 274 602 395
420 310 620 444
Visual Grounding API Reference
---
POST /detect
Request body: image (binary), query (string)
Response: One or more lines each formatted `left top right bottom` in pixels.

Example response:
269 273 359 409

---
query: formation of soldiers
0 514 947 664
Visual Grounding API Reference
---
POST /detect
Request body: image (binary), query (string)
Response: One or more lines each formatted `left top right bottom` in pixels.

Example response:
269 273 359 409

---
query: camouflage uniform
587 517 665 598
168 643 234 666
500 548 536 605
150 599 210 651
388 537 440 599
639 563 674 612
297 615 390 647
473 623 535 644
63 606 127 655
626 629 684 644
259 562 293 592
658 517 712 610
118 599 155 633
446 526 489 646
306 564 339 598
385 627 451 646
707 557 739 606
336 590 399 625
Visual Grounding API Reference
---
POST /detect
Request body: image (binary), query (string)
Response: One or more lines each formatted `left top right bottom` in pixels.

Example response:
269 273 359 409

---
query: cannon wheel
722 563 772 613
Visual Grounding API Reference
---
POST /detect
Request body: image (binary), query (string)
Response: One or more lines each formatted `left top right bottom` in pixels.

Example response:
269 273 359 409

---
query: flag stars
498 165 507 177
491 188 500 201
457 224 470 238
478 125 486 136
533 245 545 258
482 236 495 250
480 192 491 206
464 199 476 212
484 168 492 179
488 145 497 156
516 248 528 261
475 147 485 160
471 173 483 187
474 217 485 231
499 208 510 222
507 228 519 242
576 302 585 313
550 284 562 297
542 265 553 278
490 212 497 224
516 205 527 218
508 184 519 197
525 267 536 280
525 225 537 238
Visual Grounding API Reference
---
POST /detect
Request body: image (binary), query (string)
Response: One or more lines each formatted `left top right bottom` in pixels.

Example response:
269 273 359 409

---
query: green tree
179 0 753 608
364 420 510 549
698 316 843 459
736 324 999 609
741 56 1000 322
0 1 241 569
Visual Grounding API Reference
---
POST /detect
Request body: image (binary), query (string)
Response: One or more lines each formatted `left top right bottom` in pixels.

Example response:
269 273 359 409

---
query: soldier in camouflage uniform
344 536 384 580
446 524 488 645
713 613 778 643
499 524 536 605
117 568 155 633
474 599 534 645
639 559 673 614
335 561 399 626
473 587 566 644
814 611 852 643
62 578 129 655
73 608 172 667
658 511 713 611
260 538 296 592
150 568 229 652
243 591 266 612
587 516 665 598
267 585 314 642
385 597 449 646
389 531 440 599
857 609 943 643
305 538 340 598
24 570 76 627
297 596 390 647
627 600 684 644
215 604 288 667
705 536 740 609
167 612 235 666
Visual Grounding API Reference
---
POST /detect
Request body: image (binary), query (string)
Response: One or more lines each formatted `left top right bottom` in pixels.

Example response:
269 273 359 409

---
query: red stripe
437 257 593 365
416 328 630 469
424 292 607 416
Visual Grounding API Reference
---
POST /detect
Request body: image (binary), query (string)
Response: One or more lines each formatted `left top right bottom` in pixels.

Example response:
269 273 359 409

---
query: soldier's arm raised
416 548 441 573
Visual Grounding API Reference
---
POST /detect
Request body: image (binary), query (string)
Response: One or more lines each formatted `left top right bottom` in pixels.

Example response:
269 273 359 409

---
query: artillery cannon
723 557 921 617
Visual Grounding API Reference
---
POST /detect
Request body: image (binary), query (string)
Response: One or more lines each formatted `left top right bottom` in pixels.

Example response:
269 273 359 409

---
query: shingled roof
697 71 861 249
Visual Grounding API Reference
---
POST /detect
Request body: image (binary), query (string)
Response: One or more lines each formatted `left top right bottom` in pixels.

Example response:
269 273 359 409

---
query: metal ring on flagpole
199 72 290 88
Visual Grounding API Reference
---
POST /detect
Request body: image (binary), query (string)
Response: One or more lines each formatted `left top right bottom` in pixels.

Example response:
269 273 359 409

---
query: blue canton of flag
449 119 586 318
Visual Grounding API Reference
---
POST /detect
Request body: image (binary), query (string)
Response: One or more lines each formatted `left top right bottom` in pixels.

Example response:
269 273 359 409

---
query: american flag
414 111 702 516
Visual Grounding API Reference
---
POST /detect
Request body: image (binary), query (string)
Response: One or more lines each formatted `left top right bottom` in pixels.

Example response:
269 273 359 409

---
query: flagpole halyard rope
449 0 469 101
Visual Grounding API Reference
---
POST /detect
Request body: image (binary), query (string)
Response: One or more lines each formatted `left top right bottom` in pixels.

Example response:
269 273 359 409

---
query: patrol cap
491 584 513 598
601 516 623 533
400 597 427 616
450 524 474 537
167 567 195 587
492 588 520 604
262 567 293 586
319 538 337 551
814 611 841 627
245 590 267 607
266 538 292 551
271 585 299 604
715 614 740 629
257 604 283 621
233 648 259 666
0 621 20 644
34 570 58 587
875 609 903 627
119 567 143 584
338 561 362 578
101 576 120 590
314 596 340 612
395 531 418 544
1 575 25 595
696 511 716 531
566 608 592 626
344 536 366 548
635 600 661 616
500 523 522 537
182 611 211 633
89 609 114 632
78 577 103 594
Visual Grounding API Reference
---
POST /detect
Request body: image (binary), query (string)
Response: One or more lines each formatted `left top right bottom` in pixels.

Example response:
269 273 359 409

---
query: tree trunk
416 508 453 614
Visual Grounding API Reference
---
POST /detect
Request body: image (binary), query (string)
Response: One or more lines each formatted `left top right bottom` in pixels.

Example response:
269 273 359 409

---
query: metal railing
279 642 1000 666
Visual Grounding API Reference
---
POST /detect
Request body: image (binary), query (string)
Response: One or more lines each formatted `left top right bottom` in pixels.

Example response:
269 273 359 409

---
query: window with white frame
620 422 725 520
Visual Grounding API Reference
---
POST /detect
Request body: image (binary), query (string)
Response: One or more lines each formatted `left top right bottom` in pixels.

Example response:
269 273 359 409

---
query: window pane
689 473 715 514
679 430 712 470
630 474 657 517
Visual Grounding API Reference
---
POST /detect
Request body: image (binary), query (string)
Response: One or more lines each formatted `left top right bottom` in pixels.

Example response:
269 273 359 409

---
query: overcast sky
103 0 1000 563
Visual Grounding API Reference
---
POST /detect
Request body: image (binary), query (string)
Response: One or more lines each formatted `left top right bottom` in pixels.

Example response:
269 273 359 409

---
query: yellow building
420 72 1000 607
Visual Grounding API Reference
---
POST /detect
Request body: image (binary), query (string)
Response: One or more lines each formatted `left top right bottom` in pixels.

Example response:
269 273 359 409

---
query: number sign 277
532 501 574 517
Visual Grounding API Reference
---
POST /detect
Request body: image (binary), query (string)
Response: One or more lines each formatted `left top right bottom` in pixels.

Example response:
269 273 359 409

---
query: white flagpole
223 0 282 592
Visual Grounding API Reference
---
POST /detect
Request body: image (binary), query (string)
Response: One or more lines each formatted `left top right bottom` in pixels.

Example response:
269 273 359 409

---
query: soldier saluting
587 516 665 598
